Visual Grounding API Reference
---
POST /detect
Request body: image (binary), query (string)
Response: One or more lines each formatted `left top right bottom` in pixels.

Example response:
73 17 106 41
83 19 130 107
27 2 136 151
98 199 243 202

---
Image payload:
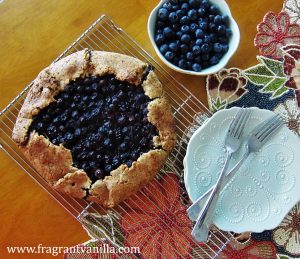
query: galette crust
13 50 176 208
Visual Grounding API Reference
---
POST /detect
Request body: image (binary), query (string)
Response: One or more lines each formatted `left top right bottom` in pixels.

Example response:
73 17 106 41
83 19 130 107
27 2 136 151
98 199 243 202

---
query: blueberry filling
30 75 158 182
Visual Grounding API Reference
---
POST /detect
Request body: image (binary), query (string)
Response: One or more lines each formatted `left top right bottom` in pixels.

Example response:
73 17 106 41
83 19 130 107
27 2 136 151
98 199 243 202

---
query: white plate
184 107 300 233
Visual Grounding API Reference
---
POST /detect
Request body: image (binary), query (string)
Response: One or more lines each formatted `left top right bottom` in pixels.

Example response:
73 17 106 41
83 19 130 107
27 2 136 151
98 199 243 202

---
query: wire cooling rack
0 15 233 258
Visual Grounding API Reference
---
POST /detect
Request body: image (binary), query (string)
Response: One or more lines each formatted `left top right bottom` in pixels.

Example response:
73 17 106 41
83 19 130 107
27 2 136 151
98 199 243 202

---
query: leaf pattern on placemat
243 56 289 99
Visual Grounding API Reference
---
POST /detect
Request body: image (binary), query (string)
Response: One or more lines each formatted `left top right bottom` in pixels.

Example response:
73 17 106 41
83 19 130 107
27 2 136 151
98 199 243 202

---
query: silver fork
191 113 283 242
187 114 284 222
190 108 252 241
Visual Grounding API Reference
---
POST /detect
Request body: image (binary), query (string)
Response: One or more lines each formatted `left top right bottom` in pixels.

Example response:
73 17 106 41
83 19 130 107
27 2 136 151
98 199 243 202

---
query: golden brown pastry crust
12 50 176 208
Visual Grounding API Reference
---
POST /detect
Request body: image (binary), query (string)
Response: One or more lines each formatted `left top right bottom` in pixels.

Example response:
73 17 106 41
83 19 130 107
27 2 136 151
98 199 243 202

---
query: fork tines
254 114 283 142
228 108 251 138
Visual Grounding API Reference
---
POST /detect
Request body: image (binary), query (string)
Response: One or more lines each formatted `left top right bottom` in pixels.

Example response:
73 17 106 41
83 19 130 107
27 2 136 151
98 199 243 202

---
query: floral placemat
64 0 300 258
206 0 300 258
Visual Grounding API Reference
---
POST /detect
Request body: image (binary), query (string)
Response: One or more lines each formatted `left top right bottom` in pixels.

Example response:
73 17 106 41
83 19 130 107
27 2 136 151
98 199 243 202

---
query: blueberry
217 25 226 35
82 163 91 172
195 38 203 45
126 160 133 167
73 94 80 102
115 91 124 101
117 115 126 124
195 28 204 38
219 36 228 43
169 12 179 23
104 164 112 173
192 45 201 55
210 55 220 65
131 151 139 160
197 7 206 17
169 42 179 52
194 55 202 63
156 21 166 29
58 125 66 132
208 22 217 32
181 25 190 34
187 9 198 21
186 61 193 69
75 84 84 93
172 23 180 31
165 51 175 61
83 78 92 85
189 0 200 8
186 52 194 61
199 21 208 31
71 110 79 119
90 84 97 93
178 59 187 69
163 1 172 11
120 142 127 151
65 132 74 142
213 42 222 53
56 98 64 107
204 35 211 43
170 0 178 4
98 78 107 87
181 2 189 12
210 33 218 43
192 63 202 72
221 44 229 53
180 44 189 53
171 4 180 11
36 120 44 130
163 27 175 39
176 31 183 39
202 60 210 68
226 28 232 38
208 14 215 21
159 44 169 55
209 5 219 14
176 9 185 19
222 14 229 25
201 43 210 53
158 8 169 21
91 92 98 100
94 169 105 179
201 0 209 9
155 34 166 46
180 34 191 44
190 23 199 33
70 102 76 109
180 16 190 25
214 15 222 25
103 138 111 146
128 114 135 122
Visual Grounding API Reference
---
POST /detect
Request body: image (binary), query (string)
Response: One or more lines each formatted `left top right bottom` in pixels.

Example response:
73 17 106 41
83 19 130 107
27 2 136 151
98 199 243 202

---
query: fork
191 113 283 242
190 108 252 241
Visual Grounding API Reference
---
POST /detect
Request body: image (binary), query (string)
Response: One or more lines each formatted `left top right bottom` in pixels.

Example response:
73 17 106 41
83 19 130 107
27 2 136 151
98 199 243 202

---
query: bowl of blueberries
148 0 240 75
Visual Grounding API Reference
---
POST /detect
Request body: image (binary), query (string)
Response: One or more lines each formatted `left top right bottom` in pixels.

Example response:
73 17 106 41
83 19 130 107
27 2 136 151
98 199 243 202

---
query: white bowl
148 0 240 76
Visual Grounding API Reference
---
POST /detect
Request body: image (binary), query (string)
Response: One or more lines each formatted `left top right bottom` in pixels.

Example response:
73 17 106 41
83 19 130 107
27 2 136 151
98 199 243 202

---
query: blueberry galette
12 50 176 207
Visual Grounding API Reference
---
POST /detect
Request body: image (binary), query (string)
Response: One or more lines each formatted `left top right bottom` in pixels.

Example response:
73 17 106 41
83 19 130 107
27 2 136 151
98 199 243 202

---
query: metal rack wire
0 15 233 258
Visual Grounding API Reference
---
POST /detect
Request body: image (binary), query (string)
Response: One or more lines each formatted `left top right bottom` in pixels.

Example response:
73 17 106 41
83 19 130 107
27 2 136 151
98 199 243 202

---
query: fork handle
188 150 251 222
225 150 250 177
191 151 232 241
